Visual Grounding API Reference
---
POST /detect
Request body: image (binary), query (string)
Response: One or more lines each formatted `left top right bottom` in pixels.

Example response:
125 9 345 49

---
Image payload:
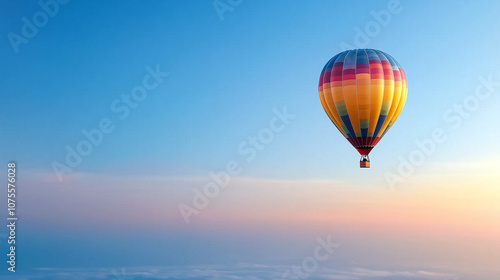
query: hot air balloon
318 49 407 168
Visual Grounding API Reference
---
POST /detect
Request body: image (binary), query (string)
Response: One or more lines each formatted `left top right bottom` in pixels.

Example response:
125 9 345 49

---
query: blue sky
1 1 499 178
1 1 500 279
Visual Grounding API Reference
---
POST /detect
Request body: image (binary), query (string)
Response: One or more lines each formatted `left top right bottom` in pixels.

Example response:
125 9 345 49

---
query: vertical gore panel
366 49 384 138
355 50 371 144
342 50 361 137
382 66 408 137
375 51 400 138
330 51 353 137
319 53 349 137
319 56 342 136
371 50 394 139
378 53 403 137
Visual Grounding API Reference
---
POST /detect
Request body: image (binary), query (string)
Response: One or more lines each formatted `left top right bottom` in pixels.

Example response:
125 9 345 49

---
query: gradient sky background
1 0 500 279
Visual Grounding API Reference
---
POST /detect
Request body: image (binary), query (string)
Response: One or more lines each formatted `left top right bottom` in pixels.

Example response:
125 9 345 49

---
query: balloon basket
360 155 370 168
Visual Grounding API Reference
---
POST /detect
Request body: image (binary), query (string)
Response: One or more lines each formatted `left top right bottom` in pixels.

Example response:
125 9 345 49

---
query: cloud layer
2 264 463 280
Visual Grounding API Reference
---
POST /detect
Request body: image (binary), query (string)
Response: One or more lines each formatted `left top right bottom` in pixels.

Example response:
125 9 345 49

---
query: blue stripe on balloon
361 128 368 138
373 115 387 137
340 115 355 138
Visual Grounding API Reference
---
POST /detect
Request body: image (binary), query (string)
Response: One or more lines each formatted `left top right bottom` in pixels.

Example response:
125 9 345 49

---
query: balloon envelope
318 49 407 168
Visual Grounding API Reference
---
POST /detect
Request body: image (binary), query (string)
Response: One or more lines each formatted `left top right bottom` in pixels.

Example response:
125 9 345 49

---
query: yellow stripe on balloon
343 84 361 136
319 86 348 138
377 80 402 137
368 78 384 136
387 76 408 131
356 73 371 130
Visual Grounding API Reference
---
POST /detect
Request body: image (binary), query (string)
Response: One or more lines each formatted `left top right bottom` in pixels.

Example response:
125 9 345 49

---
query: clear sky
1 0 500 279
